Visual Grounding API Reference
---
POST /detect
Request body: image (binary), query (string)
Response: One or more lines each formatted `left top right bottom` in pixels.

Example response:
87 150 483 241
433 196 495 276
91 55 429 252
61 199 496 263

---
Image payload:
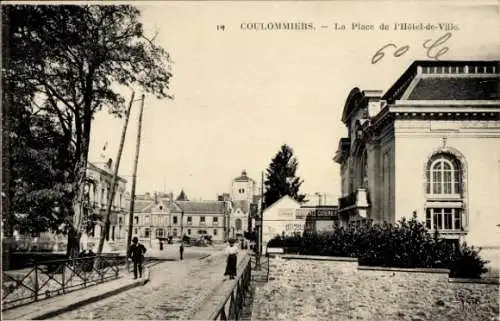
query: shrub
448 242 488 279
267 234 303 253
265 213 489 278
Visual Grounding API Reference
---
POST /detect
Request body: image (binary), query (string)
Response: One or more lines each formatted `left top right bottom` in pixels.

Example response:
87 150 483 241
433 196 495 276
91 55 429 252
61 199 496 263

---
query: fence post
83 258 88 287
100 256 104 283
115 257 119 279
61 262 66 293
266 255 270 281
34 262 39 301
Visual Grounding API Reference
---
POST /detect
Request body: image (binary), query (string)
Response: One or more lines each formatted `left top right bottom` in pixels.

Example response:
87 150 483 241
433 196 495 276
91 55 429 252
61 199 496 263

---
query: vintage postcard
2 1 499 320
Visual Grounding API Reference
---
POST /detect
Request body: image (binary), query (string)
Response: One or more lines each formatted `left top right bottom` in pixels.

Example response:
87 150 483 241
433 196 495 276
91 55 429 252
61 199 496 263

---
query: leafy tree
263 144 306 208
2 5 173 257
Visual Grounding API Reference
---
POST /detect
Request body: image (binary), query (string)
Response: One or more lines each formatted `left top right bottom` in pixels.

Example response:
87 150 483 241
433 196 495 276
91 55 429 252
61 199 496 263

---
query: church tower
229 170 256 238
231 170 256 203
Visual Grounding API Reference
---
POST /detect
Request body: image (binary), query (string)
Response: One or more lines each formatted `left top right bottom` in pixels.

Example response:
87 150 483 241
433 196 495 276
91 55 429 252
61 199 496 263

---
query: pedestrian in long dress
224 239 238 280
179 243 184 260
128 237 147 279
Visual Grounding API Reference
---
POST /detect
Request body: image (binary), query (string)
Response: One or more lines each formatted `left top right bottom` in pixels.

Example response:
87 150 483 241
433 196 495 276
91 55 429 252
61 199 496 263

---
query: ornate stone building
334 60 500 247
85 159 128 244
128 193 171 246
171 190 230 243
229 170 257 238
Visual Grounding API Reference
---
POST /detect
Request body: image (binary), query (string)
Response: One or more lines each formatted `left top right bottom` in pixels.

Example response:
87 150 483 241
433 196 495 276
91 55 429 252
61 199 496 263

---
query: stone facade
173 192 230 242
334 60 500 247
84 159 128 246
129 191 231 244
128 194 171 246
229 170 258 238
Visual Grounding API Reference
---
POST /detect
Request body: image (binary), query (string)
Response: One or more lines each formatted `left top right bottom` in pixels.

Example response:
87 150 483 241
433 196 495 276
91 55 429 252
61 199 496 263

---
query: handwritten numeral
371 44 410 64
371 32 452 64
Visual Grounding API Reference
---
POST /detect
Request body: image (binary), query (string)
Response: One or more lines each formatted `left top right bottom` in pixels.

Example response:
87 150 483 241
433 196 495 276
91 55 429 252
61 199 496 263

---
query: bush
265 213 488 279
267 234 303 253
448 242 488 278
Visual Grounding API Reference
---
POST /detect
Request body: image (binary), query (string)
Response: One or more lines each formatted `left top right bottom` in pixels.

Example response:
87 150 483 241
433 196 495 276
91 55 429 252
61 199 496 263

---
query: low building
300 205 339 234
262 195 304 251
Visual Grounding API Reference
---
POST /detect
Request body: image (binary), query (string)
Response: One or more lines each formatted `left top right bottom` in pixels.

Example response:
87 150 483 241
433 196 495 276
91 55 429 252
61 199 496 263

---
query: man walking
179 243 184 260
128 237 147 279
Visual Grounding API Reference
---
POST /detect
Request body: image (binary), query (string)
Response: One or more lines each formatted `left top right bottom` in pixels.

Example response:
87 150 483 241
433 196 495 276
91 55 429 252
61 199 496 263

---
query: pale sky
87 1 500 202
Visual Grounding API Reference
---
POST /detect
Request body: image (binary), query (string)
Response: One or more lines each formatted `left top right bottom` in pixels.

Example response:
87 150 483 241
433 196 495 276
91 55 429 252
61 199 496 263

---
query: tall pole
259 171 264 255
96 91 135 257
256 171 264 269
126 94 145 268
180 211 184 240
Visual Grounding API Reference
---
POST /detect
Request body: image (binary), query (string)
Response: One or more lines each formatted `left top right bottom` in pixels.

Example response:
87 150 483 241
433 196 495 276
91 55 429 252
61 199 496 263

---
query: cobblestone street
54 251 239 320
251 259 499 321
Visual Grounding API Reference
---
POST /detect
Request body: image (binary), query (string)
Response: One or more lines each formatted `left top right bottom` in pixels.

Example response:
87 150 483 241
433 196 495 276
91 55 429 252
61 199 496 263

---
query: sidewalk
3 266 150 320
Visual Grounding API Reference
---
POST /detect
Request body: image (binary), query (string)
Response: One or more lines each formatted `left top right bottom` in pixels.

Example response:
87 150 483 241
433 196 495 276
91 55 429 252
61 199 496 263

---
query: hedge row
266 214 488 279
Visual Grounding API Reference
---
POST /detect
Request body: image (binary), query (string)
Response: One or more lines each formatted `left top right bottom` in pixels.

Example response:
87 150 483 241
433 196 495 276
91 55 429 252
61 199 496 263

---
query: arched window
424 152 466 233
235 218 242 230
426 154 461 196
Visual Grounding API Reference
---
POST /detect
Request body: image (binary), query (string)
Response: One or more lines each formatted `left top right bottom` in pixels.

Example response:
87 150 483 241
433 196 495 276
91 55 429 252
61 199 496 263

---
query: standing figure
179 243 184 260
128 237 147 279
224 239 238 280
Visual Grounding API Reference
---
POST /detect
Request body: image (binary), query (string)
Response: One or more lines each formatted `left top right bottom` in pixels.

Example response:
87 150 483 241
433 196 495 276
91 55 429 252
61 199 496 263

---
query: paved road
145 244 223 261
53 251 242 320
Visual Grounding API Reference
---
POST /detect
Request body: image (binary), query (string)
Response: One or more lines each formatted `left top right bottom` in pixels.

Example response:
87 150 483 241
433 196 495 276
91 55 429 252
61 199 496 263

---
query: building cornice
87 162 128 183
392 100 500 107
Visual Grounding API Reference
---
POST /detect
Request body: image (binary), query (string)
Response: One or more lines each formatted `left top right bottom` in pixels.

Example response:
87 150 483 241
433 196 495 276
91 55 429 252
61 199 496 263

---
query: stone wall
251 256 499 321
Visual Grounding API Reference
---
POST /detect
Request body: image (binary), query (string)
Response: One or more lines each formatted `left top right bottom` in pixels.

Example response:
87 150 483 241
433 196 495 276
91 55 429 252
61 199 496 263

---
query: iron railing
2 255 123 311
211 256 252 320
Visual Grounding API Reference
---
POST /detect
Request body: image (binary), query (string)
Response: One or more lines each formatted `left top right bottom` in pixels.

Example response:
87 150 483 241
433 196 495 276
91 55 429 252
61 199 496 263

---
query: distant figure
224 239 238 280
128 237 147 279
179 243 184 260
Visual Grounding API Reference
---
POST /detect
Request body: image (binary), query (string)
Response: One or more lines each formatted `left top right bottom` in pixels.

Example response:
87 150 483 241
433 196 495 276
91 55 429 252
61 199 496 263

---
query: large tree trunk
2 76 14 269
66 228 81 258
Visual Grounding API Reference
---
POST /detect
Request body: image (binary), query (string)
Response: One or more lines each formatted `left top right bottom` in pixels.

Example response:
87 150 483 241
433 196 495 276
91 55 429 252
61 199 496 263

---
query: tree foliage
2 4 173 256
263 144 306 209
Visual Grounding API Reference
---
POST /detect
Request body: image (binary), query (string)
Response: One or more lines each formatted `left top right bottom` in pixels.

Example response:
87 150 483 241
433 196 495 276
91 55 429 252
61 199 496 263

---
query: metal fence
251 254 270 283
2 255 123 311
211 256 252 320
